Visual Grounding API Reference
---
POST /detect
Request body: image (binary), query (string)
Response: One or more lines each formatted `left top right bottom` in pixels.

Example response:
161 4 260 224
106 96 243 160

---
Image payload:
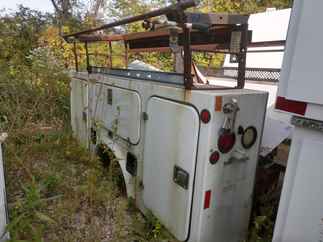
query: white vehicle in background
0 133 9 242
65 1 268 241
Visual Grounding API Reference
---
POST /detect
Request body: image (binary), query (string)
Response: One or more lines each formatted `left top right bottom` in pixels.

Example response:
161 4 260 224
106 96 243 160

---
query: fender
98 135 136 198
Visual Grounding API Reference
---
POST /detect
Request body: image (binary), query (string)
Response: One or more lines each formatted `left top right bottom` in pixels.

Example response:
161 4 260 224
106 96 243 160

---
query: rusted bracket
73 42 79 72
237 24 248 89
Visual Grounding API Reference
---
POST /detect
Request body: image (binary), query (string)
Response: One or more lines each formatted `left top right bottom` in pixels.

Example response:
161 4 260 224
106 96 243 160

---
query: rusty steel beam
183 25 193 89
85 42 90 73
124 41 128 68
249 40 286 47
127 29 251 51
237 24 248 89
73 42 79 72
77 34 124 43
108 41 113 68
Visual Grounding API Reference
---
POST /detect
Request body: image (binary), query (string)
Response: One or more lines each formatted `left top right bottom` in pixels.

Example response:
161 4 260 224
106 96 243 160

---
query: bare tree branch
50 0 61 13
90 0 105 18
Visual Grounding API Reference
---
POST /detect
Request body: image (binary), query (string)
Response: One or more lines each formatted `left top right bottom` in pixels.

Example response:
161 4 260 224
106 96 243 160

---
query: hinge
173 166 189 190
142 112 149 121
90 127 97 144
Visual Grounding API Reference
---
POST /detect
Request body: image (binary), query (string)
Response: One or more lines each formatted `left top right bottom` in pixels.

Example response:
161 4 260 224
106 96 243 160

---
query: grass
0 66 176 241
4 127 277 242
4 127 178 242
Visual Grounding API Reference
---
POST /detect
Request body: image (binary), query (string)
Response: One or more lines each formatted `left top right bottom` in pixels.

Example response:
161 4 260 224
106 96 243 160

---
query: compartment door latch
173 166 189 190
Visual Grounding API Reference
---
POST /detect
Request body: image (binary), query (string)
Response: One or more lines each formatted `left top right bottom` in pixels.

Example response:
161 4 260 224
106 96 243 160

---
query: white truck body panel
93 84 141 144
273 127 323 242
0 134 9 242
279 0 323 105
143 97 199 240
71 71 268 242
198 93 267 242
71 78 89 147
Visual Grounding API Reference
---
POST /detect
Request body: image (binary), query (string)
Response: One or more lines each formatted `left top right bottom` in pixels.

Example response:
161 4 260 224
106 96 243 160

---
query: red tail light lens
201 109 211 123
209 151 220 164
218 132 236 153
204 190 212 209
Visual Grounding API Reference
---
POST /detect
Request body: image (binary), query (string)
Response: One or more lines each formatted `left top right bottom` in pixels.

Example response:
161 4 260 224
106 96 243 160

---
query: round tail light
218 132 236 153
209 151 220 164
201 109 211 123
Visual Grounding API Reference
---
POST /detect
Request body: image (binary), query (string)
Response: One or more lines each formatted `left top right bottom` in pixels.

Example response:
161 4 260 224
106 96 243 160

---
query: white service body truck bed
71 71 268 242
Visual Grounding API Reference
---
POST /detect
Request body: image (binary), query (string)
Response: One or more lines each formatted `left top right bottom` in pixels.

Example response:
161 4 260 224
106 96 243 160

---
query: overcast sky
0 0 54 13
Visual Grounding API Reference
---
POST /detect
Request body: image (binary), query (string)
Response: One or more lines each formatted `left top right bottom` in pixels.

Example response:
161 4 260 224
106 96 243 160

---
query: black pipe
63 0 197 39
85 42 91 73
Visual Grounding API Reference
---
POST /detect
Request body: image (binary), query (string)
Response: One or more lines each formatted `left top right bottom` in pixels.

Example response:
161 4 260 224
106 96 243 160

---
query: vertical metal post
108 40 113 68
183 25 193 89
124 41 129 68
85 42 91 73
73 41 79 72
237 24 248 89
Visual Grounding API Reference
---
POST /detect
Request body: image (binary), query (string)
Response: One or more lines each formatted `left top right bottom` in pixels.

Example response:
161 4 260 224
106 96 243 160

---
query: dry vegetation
1 75 177 242
0 29 175 241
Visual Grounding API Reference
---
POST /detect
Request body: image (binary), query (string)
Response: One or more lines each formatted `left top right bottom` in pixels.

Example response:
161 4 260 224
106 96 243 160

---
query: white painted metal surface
279 0 323 105
143 97 199 241
0 134 9 242
208 77 292 156
93 83 141 144
71 79 89 147
273 127 323 242
70 71 268 242
197 93 267 242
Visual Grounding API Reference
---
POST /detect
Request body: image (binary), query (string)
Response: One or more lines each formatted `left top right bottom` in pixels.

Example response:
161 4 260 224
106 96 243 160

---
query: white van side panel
143 97 199 241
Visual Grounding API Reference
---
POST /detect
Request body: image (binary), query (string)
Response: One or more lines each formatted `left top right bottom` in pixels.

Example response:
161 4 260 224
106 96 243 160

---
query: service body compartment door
143 97 199 241
71 79 89 147
94 84 141 144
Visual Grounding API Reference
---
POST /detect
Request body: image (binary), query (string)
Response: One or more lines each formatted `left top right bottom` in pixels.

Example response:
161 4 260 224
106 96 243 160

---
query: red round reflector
201 109 211 123
209 151 220 164
218 132 236 153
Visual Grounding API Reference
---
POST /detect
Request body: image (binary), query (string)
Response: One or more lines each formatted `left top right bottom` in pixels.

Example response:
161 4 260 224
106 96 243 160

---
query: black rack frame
63 0 250 90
